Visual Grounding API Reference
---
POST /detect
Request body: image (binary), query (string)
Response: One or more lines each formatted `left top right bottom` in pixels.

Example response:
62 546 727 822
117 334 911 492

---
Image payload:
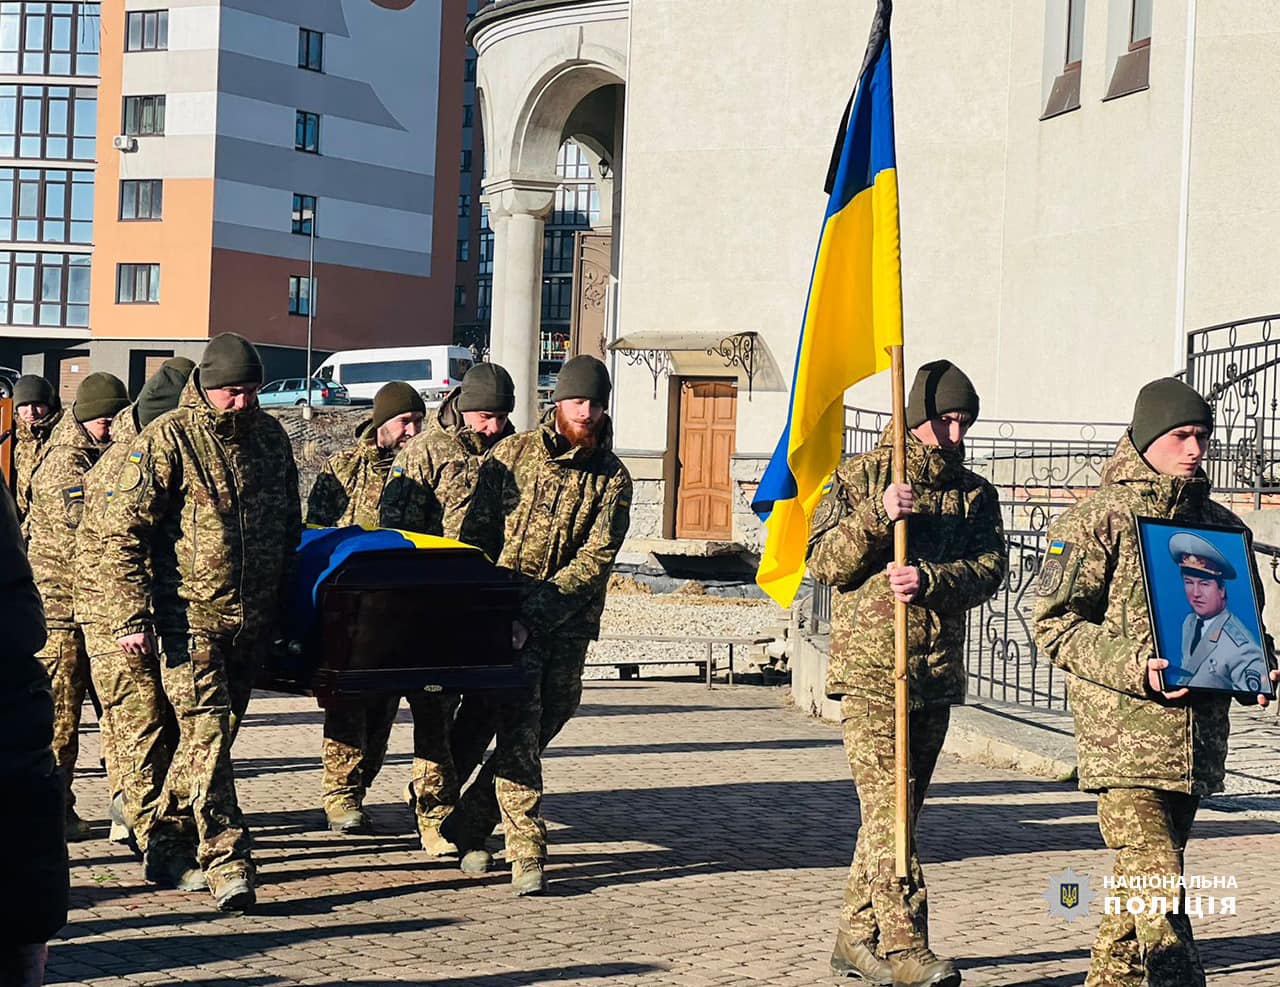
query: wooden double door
675 378 737 540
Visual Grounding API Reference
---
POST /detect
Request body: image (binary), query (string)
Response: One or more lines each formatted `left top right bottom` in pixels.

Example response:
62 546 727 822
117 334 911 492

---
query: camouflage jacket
306 420 391 529
459 412 632 640
73 406 139 635
101 374 302 642
13 406 63 528
27 412 109 629
380 390 515 539
807 428 1006 708
1033 435 1253 795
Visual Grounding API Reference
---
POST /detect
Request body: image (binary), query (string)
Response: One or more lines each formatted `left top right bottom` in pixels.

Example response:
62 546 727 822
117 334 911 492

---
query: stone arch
506 51 625 182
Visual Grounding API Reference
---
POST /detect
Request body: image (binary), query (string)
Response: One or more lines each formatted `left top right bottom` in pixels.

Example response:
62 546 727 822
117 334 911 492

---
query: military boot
108 793 136 850
143 846 208 892
887 947 960 987
460 849 492 875
65 808 92 843
829 931 892 984
209 870 255 913
511 858 546 896
325 802 372 835
419 824 458 858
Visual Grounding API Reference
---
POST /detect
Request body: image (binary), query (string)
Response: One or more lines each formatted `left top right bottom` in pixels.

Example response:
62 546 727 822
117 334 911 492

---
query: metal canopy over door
675 378 737 540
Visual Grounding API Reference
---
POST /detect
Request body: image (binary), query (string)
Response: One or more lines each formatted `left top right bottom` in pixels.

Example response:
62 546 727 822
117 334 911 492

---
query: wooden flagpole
889 344 911 879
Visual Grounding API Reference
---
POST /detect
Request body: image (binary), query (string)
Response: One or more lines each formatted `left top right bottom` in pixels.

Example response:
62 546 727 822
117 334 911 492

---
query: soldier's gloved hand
1146 658 1190 700
118 631 156 659
512 619 530 651
886 561 921 604
883 483 914 522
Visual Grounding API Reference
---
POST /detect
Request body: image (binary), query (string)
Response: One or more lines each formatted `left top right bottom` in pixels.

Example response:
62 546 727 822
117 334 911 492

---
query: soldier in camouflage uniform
445 356 631 896
11 374 63 529
28 373 130 841
306 381 424 834
1034 378 1278 987
808 361 1005 987
75 359 193 854
381 363 515 855
102 334 301 913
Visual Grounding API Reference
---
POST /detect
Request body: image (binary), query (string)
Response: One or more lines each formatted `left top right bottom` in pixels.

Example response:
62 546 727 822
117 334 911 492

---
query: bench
588 634 775 689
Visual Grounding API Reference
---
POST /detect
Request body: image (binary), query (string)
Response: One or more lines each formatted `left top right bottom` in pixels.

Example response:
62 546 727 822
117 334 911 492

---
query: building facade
0 2 100 395
67 0 464 391
470 0 1280 549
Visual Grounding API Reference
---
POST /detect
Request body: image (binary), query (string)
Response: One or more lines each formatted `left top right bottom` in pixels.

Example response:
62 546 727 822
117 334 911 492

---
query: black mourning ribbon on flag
823 0 893 196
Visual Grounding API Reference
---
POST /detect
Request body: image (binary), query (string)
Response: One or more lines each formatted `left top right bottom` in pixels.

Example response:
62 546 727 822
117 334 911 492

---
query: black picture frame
1134 515 1276 699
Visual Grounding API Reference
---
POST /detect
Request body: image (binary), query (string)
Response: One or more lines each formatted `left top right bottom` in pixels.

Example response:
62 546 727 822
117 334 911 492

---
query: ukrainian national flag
752 0 903 608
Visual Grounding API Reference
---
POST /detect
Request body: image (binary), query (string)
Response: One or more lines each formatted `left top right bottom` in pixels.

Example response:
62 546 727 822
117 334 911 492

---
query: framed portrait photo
1135 516 1277 699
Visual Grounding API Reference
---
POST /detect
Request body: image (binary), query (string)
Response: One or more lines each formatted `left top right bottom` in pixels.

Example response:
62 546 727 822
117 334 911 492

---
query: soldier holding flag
808 362 1003 986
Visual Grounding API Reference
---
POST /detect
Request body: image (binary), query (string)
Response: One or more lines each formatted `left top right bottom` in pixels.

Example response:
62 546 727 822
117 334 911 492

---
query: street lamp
303 204 316 421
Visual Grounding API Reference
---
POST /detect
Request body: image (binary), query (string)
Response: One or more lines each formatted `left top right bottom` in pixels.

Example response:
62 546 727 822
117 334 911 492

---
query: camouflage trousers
36 627 89 813
83 625 179 853
405 691 498 836
838 696 951 955
320 696 399 814
445 638 590 862
149 633 258 881
1087 788 1203 987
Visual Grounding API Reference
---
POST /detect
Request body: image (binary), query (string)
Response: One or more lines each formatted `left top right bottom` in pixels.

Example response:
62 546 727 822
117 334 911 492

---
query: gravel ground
586 586 789 680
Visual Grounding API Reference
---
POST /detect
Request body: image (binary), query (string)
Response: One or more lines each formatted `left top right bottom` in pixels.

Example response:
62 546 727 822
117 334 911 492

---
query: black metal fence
1186 313 1280 505
809 408 1127 710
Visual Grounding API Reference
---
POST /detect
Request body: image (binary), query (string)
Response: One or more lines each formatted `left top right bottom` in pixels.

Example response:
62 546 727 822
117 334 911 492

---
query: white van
315 345 474 404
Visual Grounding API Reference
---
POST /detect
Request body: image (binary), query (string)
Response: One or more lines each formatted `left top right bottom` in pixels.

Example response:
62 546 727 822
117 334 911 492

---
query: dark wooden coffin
260 545 526 704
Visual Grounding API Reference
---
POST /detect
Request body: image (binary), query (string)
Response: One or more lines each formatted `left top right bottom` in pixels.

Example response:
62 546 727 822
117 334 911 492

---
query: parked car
315 345 474 405
258 377 351 407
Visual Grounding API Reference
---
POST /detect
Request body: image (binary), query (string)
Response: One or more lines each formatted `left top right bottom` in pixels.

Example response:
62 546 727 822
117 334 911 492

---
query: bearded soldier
28 372 130 841
808 361 1005 987
1035 378 1278 987
306 381 424 834
380 363 515 856
75 358 193 855
446 355 631 896
11 374 62 527
102 334 301 912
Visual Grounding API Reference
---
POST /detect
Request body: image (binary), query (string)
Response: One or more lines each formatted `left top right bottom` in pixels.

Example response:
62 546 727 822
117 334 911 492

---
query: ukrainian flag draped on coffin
751 0 903 608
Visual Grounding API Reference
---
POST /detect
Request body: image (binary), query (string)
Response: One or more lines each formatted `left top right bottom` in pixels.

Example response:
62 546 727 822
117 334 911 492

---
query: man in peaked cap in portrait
1168 531 1267 694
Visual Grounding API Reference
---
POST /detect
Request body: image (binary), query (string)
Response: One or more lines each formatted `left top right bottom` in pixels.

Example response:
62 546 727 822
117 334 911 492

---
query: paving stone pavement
51 682 1280 987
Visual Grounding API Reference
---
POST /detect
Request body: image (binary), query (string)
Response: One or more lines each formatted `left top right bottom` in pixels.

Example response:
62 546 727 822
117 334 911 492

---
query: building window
126 10 168 52
0 85 96 160
478 226 494 276
0 250 89 326
298 27 323 71
462 103 473 127
123 95 166 136
1042 0 1084 119
541 278 573 322
288 275 312 316
454 284 467 308
464 57 476 82
0 3 99 76
475 278 492 320
119 179 163 221
1105 0 1152 100
117 263 160 304
0 168 93 243
544 230 577 275
460 149 472 173
458 193 470 219
456 238 469 262
291 193 316 235
1130 0 1152 48
295 110 320 153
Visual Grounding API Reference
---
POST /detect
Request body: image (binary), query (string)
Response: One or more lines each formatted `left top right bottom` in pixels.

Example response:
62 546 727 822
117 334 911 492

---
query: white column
486 180 556 430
